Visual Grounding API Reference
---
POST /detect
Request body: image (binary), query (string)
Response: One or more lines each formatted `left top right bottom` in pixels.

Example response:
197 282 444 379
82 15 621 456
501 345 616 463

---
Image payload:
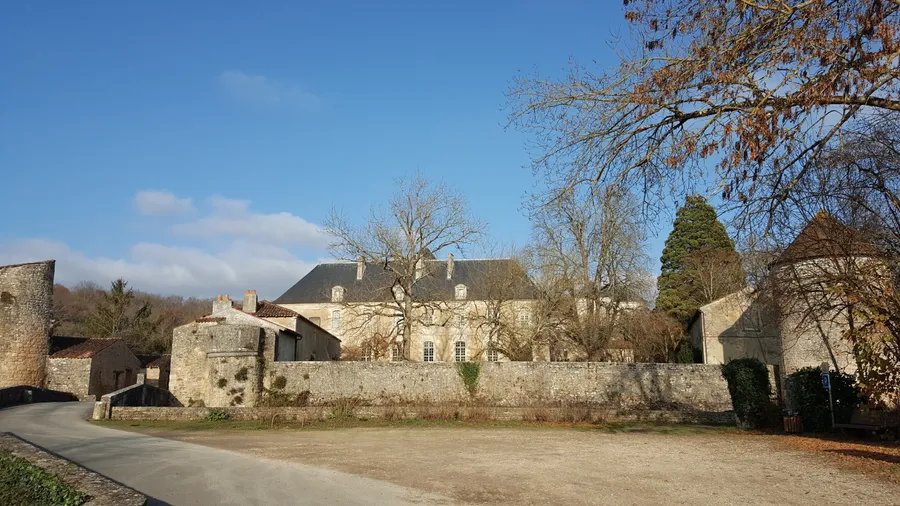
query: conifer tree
87 279 158 352
656 196 745 323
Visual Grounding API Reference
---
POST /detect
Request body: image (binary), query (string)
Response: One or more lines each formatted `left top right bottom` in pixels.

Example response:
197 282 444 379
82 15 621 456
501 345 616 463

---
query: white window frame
454 341 467 362
455 284 467 300
331 309 341 331
517 311 531 326
332 286 344 302
423 341 435 362
487 347 499 362
391 344 403 362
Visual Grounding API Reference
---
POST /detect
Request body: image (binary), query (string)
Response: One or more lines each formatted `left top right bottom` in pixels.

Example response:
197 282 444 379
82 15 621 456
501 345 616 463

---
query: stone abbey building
274 254 539 363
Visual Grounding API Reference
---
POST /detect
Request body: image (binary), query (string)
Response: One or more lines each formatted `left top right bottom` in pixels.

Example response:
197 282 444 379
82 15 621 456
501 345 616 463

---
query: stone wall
0 260 54 388
260 362 734 413
106 405 734 425
45 358 92 400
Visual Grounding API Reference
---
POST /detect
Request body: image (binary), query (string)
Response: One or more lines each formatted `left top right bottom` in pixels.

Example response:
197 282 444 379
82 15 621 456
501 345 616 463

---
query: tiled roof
48 337 120 359
251 301 300 318
774 212 884 265
274 258 539 304
137 354 170 368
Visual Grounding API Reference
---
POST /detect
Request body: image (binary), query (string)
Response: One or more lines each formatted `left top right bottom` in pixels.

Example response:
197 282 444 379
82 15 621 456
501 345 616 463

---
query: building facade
274 255 540 362
45 337 143 401
168 291 341 407
689 213 879 377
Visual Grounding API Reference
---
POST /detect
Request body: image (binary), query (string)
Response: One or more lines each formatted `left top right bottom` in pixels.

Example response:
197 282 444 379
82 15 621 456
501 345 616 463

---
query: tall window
455 314 466 328
487 347 499 362
361 343 373 362
423 341 435 362
331 310 341 331
391 344 403 362
455 284 467 300
332 286 344 302
454 341 467 362
423 307 434 325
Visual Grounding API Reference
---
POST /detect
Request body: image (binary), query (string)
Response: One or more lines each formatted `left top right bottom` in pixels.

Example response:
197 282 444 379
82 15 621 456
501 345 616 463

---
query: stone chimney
447 253 455 280
243 289 258 313
356 256 365 280
212 294 233 315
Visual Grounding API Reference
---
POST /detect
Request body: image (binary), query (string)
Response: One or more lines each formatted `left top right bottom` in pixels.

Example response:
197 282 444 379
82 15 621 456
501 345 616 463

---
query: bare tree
530 184 649 360
682 248 747 306
508 1 900 236
468 251 542 361
620 309 683 363
324 173 486 359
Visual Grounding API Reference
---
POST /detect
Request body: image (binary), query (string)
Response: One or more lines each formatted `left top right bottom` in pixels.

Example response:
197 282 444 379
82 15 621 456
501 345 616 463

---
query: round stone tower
0 260 55 388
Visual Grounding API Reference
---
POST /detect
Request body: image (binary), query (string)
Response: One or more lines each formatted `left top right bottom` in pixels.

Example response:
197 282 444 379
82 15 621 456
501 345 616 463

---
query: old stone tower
0 260 55 388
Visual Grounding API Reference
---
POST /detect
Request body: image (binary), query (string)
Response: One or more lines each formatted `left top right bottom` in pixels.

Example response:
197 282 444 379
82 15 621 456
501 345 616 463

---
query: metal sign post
822 372 835 430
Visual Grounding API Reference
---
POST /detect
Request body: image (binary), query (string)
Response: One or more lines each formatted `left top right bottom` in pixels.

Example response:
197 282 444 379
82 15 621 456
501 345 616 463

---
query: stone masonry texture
0 260 54 388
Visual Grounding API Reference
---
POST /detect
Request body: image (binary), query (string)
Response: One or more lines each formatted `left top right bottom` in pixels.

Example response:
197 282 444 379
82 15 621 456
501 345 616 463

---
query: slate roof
274 258 539 304
773 212 884 265
137 354 170 368
48 337 121 359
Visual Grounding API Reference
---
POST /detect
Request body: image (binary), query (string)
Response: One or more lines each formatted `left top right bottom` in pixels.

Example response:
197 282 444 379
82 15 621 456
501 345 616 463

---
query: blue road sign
822 373 831 389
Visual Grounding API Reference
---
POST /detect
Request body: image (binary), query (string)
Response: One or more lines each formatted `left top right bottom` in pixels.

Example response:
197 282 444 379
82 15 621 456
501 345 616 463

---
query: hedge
721 358 776 428
788 367 861 432
0 450 90 506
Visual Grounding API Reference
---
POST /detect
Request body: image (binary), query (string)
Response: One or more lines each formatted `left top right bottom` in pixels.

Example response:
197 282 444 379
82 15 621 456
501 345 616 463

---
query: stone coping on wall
107 405 736 425
0 432 147 506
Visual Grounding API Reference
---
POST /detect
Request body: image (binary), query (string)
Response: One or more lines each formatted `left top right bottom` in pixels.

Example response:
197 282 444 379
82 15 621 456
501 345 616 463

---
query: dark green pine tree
656 196 743 324
87 279 158 352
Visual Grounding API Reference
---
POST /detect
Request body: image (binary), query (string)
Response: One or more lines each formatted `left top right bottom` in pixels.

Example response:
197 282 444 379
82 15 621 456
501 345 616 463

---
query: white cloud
219 71 321 109
172 196 328 249
0 238 315 299
134 190 194 216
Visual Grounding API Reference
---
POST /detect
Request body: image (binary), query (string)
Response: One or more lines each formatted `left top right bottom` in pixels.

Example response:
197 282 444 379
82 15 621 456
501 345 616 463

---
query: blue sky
0 1 676 298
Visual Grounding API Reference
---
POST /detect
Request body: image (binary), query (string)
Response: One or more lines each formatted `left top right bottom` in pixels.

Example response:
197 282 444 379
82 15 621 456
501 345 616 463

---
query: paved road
0 402 454 505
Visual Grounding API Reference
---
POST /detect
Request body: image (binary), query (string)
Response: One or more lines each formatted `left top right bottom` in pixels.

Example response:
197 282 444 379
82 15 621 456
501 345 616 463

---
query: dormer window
332 286 345 302
392 284 405 301
455 284 467 300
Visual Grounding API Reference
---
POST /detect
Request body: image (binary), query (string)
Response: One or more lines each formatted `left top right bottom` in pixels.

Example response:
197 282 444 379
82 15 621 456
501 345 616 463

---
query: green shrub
788 367 861 432
234 367 249 382
721 358 775 428
216 378 227 389
206 408 231 421
455 362 480 397
671 340 695 363
0 450 90 506
272 375 287 390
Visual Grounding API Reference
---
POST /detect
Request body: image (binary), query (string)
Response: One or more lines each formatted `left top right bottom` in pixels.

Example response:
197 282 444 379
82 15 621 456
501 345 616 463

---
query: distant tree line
52 279 213 354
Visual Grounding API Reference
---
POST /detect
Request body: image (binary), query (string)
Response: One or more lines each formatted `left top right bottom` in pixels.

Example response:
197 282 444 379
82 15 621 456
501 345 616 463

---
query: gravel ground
134 426 900 505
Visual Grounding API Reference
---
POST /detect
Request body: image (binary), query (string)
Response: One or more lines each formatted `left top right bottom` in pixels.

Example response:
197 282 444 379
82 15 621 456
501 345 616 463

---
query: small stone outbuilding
46 337 142 401
169 291 341 407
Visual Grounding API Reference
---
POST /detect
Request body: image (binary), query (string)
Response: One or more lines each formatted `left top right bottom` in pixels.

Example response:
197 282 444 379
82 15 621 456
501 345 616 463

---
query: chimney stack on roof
356 256 365 281
243 289 258 313
447 253 455 280
212 293 233 315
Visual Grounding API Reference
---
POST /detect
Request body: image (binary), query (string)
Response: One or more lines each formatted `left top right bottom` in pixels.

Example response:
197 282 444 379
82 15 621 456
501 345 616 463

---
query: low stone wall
91 382 180 420
264 362 734 412
0 385 77 408
108 405 734 425
0 432 146 505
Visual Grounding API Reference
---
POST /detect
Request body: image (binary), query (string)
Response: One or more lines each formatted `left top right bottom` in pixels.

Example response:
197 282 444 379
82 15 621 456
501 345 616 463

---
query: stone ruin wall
0 260 54 388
